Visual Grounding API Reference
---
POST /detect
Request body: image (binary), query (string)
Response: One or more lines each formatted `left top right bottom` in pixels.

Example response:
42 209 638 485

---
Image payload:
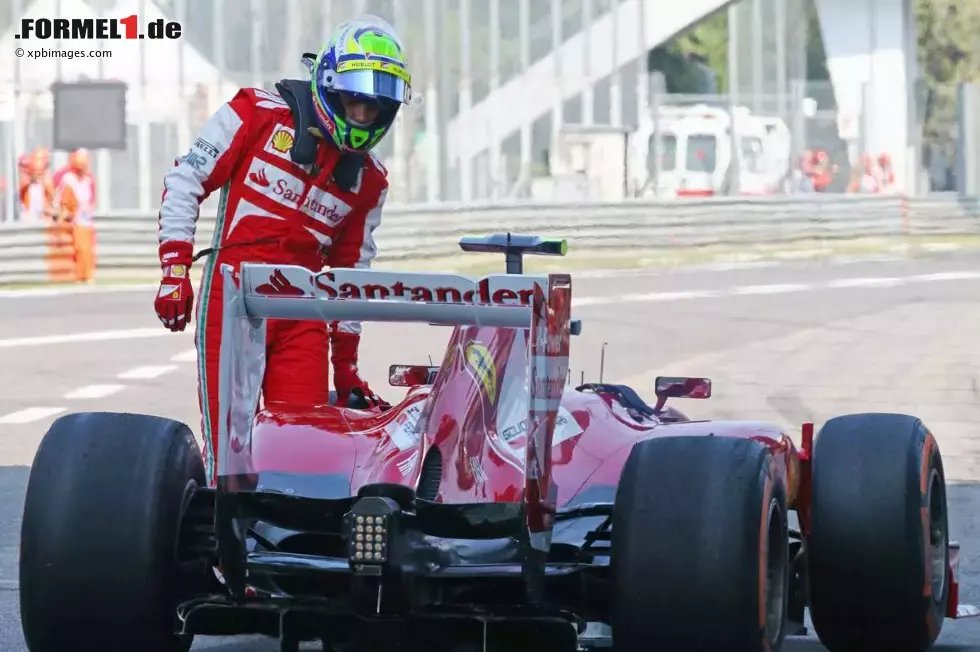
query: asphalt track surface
2 252 980 650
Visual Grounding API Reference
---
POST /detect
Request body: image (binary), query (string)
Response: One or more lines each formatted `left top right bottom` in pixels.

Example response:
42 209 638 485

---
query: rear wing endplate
216 263 572 590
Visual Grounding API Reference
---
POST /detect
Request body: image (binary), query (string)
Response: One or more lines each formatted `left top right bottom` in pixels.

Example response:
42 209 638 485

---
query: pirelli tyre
20 412 205 652
612 436 789 651
807 413 949 652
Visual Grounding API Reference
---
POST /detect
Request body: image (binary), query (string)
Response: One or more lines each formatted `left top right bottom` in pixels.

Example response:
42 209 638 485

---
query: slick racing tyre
612 436 789 652
808 413 949 652
20 412 205 652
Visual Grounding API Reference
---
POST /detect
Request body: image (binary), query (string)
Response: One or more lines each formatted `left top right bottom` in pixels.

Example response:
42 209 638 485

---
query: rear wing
217 263 571 574
233 263 544 328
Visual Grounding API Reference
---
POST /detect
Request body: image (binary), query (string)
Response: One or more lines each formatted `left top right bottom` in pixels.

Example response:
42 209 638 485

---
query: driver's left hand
348 386 392 411
334 366 391 411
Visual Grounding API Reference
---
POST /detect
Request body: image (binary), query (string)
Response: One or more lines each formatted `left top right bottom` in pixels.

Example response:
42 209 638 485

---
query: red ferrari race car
18 234 978 652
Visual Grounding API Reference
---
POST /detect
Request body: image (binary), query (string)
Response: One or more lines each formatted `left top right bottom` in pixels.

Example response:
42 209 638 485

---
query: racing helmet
310 16 412 153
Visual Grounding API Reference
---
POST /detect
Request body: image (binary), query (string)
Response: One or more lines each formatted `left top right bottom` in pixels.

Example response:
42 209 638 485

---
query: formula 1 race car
19 234 978 652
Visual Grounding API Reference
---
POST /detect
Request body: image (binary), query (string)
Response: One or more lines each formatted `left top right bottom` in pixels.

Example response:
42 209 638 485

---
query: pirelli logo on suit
194 138 219 158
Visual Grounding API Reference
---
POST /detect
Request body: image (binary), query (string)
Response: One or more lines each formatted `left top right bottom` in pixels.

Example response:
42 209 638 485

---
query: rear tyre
20 412 205 652
808 413 949 652
612 436 789 651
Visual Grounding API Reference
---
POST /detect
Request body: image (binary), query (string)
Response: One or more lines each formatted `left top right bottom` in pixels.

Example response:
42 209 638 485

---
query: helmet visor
326 60 411 104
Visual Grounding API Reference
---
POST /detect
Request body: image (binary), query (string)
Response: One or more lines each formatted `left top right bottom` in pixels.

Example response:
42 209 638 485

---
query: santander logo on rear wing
237 264 549 328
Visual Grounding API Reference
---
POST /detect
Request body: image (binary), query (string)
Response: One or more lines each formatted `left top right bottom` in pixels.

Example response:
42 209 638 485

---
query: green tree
672 10 729 91
804 0 830 83
914 0 980 147
648 10 728 94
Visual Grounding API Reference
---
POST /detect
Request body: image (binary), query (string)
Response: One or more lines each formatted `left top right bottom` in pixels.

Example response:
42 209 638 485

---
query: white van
630 104 790 197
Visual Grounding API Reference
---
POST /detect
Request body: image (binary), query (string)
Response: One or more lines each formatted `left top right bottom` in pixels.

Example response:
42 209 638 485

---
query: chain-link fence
727 0 807 115
552 78 864 201
4 0 821 212
550 71 953 201
1 0 663 216
629 84 832 199
534 0 904 201
1 0 973 218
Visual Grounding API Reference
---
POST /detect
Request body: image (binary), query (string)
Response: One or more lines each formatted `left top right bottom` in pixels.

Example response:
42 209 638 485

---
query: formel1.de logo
15 15 182 40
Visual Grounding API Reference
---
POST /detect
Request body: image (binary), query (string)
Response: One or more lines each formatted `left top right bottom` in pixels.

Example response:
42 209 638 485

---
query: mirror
654 376 712 399
389 364 439 387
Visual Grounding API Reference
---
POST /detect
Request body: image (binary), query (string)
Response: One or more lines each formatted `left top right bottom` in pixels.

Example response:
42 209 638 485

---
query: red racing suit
157 87 388 484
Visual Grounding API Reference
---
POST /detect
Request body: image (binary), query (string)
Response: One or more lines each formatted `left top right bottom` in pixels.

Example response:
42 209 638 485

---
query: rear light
346 496 400 572
351 514 389 563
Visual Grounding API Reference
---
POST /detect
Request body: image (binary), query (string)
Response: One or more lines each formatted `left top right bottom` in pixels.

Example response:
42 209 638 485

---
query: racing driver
154 16 410 483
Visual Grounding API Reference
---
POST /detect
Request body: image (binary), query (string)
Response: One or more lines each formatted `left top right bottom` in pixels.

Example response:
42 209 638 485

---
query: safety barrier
1 194 978 285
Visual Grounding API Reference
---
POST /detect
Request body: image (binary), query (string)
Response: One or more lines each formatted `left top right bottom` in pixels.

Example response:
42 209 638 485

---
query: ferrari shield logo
465 343 497 403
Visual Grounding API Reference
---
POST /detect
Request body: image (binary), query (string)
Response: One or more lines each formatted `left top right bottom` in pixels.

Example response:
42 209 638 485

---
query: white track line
621 290 718 302
573 261 781 278
0 407 66 424
170 349 198 363
571 270 980 308
0 328 176 349
696 261 782 272
910 271 980 282
0 283 157 299
573 290 716 307
63 384 126 400
829 256 904 265
729 283 812 295
117 365 179 380
825 277 904 289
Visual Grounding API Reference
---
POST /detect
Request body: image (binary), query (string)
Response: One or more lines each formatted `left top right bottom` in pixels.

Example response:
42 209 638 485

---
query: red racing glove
331 330 390 410
155 241 195 333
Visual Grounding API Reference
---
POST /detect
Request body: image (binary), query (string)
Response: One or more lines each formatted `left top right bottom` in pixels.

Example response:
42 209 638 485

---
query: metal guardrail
1 194 978 285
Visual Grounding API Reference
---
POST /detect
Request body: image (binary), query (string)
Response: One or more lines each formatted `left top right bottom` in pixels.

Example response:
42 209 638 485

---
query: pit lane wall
0 194 978 285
